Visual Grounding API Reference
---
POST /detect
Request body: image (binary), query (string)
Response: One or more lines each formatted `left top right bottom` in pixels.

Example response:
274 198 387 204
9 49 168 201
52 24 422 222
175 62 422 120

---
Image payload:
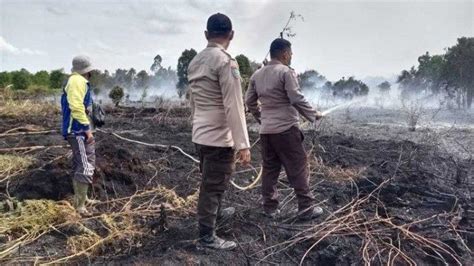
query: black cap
207 13 232 34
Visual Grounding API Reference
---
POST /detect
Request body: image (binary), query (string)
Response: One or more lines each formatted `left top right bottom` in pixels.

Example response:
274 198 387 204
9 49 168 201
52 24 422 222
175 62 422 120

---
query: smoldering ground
0 99 472 264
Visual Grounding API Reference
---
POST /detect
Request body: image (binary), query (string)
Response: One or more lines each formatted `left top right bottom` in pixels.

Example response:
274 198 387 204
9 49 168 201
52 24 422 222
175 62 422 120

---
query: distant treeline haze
0 37 472 108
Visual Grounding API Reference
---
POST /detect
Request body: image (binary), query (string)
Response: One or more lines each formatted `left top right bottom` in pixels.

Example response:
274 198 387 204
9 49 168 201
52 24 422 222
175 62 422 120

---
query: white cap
71 55 94 74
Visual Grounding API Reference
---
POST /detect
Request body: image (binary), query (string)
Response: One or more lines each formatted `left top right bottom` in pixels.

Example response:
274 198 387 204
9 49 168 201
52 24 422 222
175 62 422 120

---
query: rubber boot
73 180 90 216
86 196 101 205
85 188 101 205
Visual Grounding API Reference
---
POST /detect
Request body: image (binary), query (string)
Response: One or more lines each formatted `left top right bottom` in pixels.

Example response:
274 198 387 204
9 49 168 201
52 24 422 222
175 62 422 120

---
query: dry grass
309 156 366 180
0 185 198 263
0 99 59 119
401 99 425 132
67 232 102 255
254 180 467 265
0 200 78 259
0 154 34 182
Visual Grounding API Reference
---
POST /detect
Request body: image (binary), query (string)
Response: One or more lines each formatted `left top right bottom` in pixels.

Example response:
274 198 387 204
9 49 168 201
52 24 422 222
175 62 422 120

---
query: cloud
0 36 45 55
45 6 68 16
94 40 115 53
122 3 190 35
76 40 125 57
144 19 185 35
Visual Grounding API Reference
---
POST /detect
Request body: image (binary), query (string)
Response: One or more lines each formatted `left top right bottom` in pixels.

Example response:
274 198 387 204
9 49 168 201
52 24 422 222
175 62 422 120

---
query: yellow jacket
61 73 92 137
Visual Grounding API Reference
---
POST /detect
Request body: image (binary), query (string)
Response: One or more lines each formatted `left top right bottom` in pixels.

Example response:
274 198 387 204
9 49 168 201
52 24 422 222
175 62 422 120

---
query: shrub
109 86 124 107
11 70 31 90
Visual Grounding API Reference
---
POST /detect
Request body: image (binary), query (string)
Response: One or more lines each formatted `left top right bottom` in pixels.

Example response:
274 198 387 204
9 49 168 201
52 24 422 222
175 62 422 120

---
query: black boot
198 225 236 250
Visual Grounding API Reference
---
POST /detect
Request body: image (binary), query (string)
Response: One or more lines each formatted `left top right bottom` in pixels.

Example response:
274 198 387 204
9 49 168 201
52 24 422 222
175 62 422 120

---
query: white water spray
321 99 364 116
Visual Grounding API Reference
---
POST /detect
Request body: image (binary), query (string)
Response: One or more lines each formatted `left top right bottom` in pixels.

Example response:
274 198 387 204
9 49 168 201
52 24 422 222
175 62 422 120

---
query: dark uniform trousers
260 126 313 213
195 144 234 237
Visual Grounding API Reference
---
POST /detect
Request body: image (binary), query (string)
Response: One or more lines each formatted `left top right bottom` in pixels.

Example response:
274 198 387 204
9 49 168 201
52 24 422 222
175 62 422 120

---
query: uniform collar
207 42 226 50
268 59 283 65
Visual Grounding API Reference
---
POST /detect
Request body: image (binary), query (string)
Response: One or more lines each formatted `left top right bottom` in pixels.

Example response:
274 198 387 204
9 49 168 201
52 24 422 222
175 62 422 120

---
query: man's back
188 43 229 109
247 60 317 134
188 42 249 150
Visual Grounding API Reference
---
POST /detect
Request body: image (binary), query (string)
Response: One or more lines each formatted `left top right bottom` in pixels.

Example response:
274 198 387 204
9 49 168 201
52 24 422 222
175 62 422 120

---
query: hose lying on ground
230 165 262 191
97 129 200 163
97 129 262 191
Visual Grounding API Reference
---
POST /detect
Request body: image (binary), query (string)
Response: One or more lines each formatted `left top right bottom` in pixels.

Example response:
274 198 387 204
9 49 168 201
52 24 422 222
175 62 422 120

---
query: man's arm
66 78 90 131
244 78 261 124
189 88 195 123
283 69 318 122
219 59 251 151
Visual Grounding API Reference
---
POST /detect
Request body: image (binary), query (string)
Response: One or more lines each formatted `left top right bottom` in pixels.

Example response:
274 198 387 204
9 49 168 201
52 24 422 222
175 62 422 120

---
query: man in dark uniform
188 13 251 250
245 38 323 220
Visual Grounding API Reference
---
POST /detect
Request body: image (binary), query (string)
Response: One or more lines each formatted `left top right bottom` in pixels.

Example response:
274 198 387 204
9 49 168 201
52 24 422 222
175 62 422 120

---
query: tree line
0 69 67 92
0 49 380 101
397 37 473 109
1 37 471 108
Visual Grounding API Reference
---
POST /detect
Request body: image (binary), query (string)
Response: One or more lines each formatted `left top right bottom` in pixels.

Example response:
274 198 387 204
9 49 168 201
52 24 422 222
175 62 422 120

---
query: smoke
304 81 456 111
93 80 181 106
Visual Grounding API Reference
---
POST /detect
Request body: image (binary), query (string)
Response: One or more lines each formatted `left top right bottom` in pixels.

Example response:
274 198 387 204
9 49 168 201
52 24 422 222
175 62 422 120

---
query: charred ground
0 105 472 265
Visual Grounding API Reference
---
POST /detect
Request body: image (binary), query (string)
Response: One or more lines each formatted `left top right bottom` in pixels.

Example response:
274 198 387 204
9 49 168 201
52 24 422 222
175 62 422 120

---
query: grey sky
0 0 472 81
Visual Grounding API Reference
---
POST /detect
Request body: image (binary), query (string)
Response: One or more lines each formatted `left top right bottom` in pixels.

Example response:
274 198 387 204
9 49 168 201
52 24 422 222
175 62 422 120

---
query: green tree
397 66 422 97
377 81 391 93
150 54 163 73
0 72 12 88
235 54 254 91
32 70 50 87
89 70 105 91
109 85 124 107
333 76 369 98
136 70 150 89
113 69 129 88
50 69 67 89
235 54 252 78
125 68 136 88
11 69 31 90
177 48 197 98
416 52 446 93
297 70 326 90
443 37 474 108
397 37 474 108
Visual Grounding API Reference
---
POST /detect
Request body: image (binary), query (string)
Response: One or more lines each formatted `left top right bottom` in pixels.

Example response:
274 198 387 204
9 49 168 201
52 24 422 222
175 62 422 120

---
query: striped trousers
67 135 95 184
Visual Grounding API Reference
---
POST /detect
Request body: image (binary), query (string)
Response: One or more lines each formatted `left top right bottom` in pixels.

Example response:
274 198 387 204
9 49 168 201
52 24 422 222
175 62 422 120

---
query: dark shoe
199 234 237 250
263 209 281 220
217 207 235 221
298 206 323 221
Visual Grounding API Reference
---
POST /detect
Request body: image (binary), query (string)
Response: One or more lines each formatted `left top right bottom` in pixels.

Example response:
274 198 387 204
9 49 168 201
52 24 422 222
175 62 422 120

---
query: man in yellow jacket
61 55 96 215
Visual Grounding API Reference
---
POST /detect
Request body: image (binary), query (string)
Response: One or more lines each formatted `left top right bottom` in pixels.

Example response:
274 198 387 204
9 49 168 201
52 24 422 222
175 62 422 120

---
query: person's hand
85 130 95 144
236 149 251 166
315 111 324 121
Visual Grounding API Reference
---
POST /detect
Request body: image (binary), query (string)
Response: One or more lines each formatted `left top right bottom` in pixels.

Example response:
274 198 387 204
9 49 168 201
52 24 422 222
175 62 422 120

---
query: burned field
0 105 472 265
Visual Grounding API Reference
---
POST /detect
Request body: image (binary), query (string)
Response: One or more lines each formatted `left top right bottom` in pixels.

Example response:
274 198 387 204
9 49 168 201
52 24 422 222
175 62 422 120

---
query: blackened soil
0 106 472 265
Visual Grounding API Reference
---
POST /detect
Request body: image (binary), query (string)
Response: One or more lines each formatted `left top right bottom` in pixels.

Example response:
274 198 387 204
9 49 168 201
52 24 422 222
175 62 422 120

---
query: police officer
187 13 251 250
245 38 323 221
